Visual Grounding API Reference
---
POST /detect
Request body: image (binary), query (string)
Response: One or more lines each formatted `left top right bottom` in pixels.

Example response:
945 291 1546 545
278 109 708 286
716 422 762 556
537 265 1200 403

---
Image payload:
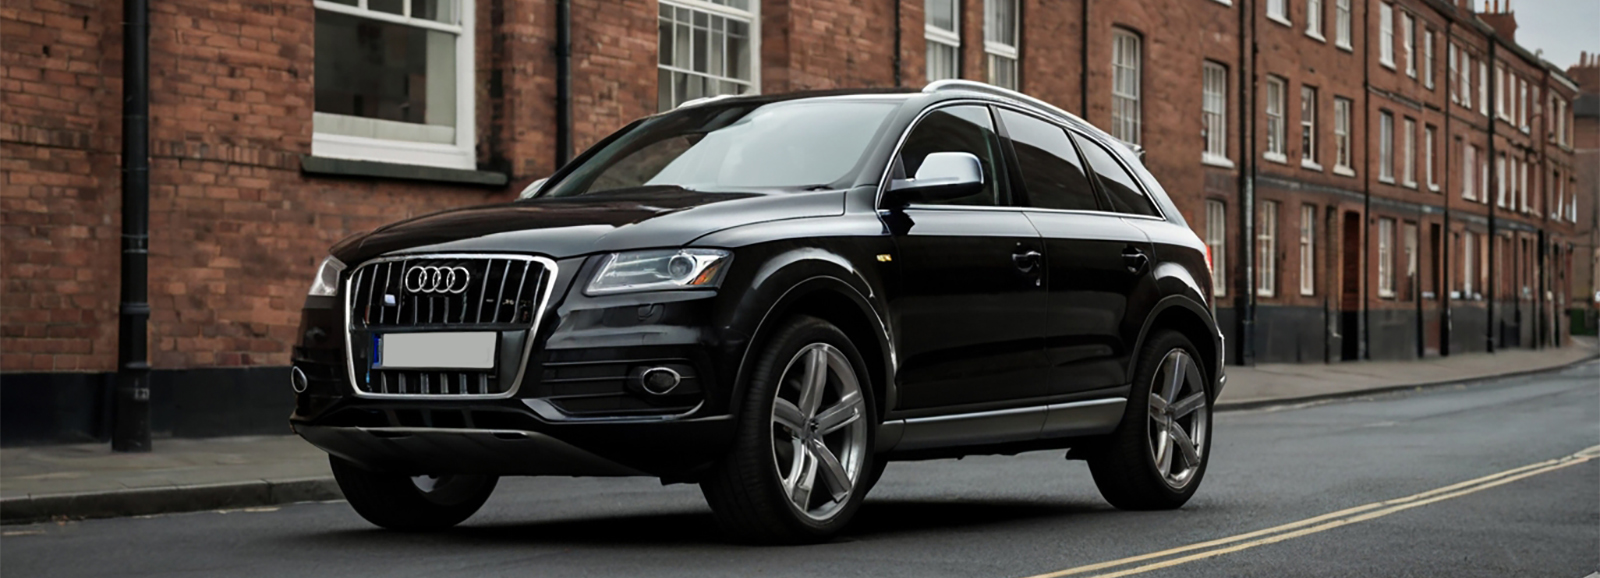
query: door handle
1122 247 1150 274
1012 250 1043 273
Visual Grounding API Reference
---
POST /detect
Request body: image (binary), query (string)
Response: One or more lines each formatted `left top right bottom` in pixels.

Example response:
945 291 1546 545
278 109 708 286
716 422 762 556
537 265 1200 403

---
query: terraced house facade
0 0 1587 443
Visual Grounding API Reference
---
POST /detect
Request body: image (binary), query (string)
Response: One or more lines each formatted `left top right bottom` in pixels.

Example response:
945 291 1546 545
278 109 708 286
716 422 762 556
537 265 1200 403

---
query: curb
0 477 341 526
1214 352 1599 412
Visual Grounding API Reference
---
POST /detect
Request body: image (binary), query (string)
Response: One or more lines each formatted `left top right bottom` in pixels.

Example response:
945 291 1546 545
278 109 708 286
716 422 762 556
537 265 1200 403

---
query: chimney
1478 0 1518 43
1569 51 1600 97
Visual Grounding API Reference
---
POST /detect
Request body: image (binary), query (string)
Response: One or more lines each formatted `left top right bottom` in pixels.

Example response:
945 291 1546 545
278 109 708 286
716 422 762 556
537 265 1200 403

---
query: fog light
290 366 309 393
639 367 681 395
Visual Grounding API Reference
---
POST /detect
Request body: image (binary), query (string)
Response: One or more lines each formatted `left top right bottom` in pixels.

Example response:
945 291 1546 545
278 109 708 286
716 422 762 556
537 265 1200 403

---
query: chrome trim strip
343 253 559 400
1043 397 1127 413
899 404 1042 425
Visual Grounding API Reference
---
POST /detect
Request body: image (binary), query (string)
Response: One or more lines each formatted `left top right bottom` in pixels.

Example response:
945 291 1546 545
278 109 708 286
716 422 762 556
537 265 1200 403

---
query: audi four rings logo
404 265 471 294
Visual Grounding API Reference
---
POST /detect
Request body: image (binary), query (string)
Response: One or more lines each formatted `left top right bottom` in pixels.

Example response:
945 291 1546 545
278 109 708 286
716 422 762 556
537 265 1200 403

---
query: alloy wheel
770 343 869 521
1146 349 1208 489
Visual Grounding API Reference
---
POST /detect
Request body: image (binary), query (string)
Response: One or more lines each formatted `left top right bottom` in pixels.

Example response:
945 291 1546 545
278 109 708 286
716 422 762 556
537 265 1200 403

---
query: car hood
331 186 845 264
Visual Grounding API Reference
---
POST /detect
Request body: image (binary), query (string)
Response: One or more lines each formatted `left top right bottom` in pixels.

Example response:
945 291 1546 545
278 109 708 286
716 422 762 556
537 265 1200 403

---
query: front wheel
701 316 876 544
1087 329 1212 510
330 456 498 531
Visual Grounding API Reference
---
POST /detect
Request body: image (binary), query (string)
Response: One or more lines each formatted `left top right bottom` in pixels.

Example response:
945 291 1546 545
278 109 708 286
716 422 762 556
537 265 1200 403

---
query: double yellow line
1024 445 1600 578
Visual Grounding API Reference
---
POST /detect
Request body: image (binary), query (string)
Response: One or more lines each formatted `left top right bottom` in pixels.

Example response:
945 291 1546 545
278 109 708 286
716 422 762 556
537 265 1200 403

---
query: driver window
897 105 1005 206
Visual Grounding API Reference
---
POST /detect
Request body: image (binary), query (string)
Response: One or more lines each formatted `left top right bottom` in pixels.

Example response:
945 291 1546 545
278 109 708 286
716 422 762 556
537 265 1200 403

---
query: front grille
345 254 555 398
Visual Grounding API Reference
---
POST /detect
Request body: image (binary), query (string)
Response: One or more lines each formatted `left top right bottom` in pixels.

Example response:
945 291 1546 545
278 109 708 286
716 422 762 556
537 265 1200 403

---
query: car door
885 104 1051 414
996 108 1156 397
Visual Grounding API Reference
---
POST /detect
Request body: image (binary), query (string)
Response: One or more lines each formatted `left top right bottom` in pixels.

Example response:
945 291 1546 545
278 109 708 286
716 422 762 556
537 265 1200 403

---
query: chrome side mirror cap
517 177 549 200
885 152 984 207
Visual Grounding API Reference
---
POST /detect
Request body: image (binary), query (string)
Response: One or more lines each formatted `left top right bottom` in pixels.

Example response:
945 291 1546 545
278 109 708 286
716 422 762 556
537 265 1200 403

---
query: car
290 80 1225 543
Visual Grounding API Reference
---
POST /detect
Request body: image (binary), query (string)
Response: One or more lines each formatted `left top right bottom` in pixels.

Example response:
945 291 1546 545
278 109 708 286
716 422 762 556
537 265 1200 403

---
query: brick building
1568 53 1599 331
0 0 1587 443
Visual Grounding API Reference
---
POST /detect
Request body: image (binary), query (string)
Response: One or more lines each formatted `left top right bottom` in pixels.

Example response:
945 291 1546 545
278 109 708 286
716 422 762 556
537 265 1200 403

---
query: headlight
307 256 345 297
586 249 731 295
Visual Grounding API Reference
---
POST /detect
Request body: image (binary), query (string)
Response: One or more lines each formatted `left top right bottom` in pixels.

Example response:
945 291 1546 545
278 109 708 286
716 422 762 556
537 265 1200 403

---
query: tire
330 456 498 531
701 315 877 544
1087 329 1213 510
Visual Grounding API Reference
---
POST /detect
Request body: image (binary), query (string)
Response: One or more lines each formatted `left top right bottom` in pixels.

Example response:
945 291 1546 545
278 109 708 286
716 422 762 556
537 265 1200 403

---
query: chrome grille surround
342 253 559 400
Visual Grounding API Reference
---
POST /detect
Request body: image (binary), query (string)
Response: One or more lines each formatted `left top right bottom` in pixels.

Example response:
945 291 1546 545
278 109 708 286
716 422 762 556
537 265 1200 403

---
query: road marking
1024 445 1600 578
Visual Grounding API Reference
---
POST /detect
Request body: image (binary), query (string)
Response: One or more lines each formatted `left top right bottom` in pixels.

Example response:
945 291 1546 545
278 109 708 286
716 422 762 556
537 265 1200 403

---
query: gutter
555 0 573 167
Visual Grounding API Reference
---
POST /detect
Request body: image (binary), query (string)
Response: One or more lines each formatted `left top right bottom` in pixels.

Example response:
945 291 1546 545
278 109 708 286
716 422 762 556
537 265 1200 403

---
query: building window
1334 97 1352 175
1425 124 1437 191
1265 76 1286 162
1378 218 1395 298
1300 205 1316 296
1268 0 1288 24
1463 143 1476 200
312 0 476 169
1479 149 1489 202
1335 0 1352 49
1306 0 1323 39
1423 30 1434 89
1403 222 1418 301
1207 200 1228 297
1379 111 1394 182
1495 64 1506 119
1552 168 1562 219
1401 12 1414 77
1258 200 1279 297
926 0 960 81
1519 158 1529 212
1478 61 1487 115
1496 153 1507 207
1379 3 1394 68
1462 230 1476 296
1111 29 1142 145
658 0 758 111
1401 117 1415 187
1203 62 1229 164
1518 79 1528 131
1460 51 1472 108
1300 85 1318 167
985 0 1019 89
1449 43 1458 102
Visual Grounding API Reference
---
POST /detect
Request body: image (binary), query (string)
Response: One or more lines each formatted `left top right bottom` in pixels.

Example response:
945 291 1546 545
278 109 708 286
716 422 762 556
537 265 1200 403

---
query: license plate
374 332 497 370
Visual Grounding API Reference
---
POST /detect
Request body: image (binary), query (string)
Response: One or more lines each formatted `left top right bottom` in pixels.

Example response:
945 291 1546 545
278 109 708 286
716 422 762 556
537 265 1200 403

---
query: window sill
1378 292 1396 300
1268 14 1292 27
1337 41 1353 53
1429 184 1441 193
1202 154 1236 169
1209 0 1231 5
1300 159 1323 172
1333 165 1357 177
1300 290 1315 297
300 155 509 187
1378 176 1396 185
1256 290 1276 298
1263 152 1289 165
1403 180 1418 189
1306 30 1326 42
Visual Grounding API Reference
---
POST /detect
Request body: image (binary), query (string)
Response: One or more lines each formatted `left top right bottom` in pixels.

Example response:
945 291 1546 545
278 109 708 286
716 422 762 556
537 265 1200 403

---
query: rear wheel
330 456 497 531
1087 329 1212 510
701 316 876 543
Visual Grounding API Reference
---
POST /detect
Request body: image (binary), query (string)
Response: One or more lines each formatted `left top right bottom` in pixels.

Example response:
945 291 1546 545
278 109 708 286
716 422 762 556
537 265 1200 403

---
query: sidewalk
3 338 1594 524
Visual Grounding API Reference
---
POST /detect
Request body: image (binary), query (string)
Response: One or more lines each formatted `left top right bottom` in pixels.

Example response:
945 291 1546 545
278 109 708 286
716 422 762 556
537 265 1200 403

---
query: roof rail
924 80 1144 160
675 93 741 110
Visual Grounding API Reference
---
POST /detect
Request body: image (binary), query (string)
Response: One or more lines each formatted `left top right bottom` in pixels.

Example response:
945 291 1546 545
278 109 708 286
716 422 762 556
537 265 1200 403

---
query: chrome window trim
875 97 1168 222
342 252 559 400
895 397 1126 425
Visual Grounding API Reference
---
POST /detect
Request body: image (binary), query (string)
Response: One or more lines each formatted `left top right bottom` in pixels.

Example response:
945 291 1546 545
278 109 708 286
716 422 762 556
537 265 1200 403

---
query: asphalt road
5 361 1597 578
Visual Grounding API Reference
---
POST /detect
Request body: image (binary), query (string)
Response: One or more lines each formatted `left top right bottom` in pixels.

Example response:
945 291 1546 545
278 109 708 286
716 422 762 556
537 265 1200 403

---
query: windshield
543 99 899 197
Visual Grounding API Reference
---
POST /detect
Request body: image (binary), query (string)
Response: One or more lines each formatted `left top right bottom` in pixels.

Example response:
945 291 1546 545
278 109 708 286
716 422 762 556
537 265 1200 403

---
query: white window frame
1478 61 1488 116
1519 158 1529 212
1265 76 1287 163
311 0 477 170
1379 111 1394 183
1480 151 1489 203
1300 204 1316 296
1425 124 1437 191
1461 52 1472 109
1402 12 1415 78
1551 168 1562 219
1111 29 1142 145
1495 64 1507 119
984 0 1020 90
1334 97 1353 176
1401 117 1416 188
1403 222 1418 298
1496 153 1507 207
1462 143 1475 200
925 0 961 82
1448 43 1458 102
1301 85 1319 169
658 0 762 111
1462 230 1476 297
1268 0 1290 26
1335 0 1352 50
1379 4 1395 69
1202 62 1230 166
1207 200 1228 297
1423 30 1434 89
1258 200 1279 298
1378 218 1396 298
1306 0 1324 40
1518 79 1528 132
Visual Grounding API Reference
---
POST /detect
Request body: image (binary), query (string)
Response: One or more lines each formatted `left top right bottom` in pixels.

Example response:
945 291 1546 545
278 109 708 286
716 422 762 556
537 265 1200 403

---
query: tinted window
1074 134 1159 216
998 110 1098 211
545 100 897 196
898 105 1006 206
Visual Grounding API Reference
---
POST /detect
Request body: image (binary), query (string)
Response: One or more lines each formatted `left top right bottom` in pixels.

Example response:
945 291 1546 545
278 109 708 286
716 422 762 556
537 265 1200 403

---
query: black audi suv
291 80 1225 543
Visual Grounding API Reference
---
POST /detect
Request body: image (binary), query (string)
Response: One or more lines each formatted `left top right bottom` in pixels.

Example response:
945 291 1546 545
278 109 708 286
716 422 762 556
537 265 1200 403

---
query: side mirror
517 177 549 200
884 152 984 207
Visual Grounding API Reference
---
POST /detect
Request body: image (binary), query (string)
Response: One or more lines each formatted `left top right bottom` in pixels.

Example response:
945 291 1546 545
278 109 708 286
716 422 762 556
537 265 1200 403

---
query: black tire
1087 329 1213 510
330 456 498 531
700 315 877 544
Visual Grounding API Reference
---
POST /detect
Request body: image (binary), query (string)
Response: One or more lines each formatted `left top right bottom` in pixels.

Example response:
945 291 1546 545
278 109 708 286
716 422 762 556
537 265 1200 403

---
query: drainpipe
1238 0 1256 366
1359 0 1372 361
1441 21 1453 356
1486 38 1497 352
1080 0 1090 118
555 0 572 167
893 0 902 86
113 0 152 452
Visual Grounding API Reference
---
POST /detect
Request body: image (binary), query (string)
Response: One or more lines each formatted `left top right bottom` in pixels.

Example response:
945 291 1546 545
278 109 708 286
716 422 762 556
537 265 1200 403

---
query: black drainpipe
1441 20 1453 356
1080 0 1090 117
113 0 152 452
1360 0 1371 360
1238 0 1256 366
893 0 902 86
555 0 573 167
1485 38 1497 352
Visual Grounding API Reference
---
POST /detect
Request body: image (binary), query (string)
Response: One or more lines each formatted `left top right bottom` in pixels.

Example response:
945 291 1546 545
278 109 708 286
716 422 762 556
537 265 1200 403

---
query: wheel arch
1129 295 1221 399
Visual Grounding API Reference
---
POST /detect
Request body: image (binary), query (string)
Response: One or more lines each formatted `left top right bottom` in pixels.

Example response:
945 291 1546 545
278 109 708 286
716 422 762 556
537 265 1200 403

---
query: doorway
1340 211 1362 361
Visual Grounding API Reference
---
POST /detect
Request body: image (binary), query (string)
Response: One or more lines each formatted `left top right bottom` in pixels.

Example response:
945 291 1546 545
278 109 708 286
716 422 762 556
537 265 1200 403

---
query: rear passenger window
1074 134 1159 217
997 110 1098 211
898 106 1007 206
